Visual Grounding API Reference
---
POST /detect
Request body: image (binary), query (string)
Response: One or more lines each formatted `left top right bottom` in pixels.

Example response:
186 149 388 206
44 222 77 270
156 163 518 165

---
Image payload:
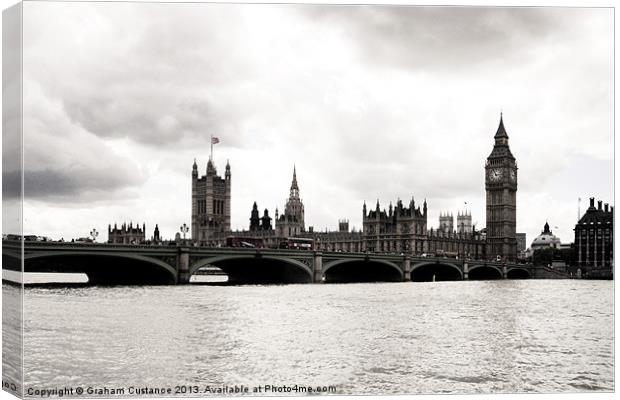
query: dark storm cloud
63 96 225 146
3 169 143 200
20 78 147 202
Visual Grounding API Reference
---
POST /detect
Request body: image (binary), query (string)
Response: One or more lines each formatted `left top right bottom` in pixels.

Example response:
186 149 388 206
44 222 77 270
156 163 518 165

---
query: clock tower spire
485 113 518 261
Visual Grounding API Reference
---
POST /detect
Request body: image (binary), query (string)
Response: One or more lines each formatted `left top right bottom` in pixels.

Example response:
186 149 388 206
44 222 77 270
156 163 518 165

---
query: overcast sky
6 2 614 247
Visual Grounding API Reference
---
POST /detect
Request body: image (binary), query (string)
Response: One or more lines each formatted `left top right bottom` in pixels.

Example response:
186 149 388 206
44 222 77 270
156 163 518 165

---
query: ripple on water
20 280 614 395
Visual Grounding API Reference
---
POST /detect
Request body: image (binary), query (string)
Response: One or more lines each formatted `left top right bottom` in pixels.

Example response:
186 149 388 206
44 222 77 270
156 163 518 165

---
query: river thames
6 279 614 396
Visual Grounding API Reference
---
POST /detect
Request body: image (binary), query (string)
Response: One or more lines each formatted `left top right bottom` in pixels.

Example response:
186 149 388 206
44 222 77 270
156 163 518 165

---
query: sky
3 2 614 247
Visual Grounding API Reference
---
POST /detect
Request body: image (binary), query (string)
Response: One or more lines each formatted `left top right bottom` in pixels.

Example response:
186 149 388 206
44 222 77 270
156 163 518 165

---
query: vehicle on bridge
14 235 54 242
226 236 265 248
3 234 21 241
279 237 314 250
434 250 458 258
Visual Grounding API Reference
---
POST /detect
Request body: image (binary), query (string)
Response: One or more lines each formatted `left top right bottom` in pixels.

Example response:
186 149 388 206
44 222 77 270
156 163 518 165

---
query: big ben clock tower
485 113 518 261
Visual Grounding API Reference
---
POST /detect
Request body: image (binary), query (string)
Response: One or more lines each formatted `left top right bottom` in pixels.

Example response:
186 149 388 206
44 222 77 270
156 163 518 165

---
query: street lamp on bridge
90 228 99 243
180 223 189 243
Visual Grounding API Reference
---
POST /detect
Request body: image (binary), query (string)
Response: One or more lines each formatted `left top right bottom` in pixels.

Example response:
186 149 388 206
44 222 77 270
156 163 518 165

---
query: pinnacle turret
289 165 300 199
488 112 515 159
495 112 509 139
291 165 298 190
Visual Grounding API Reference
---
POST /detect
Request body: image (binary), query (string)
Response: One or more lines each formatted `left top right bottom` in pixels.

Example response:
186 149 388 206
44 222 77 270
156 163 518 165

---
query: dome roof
531 222 561 249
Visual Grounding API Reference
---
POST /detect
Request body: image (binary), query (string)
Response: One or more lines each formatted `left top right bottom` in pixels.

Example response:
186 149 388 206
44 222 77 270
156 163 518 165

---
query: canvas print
2 1 614 398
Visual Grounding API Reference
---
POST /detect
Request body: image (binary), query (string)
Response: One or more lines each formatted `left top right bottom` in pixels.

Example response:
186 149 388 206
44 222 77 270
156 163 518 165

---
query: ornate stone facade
485 114 518 261
310 229 363 253
354 198 486 258
426 228 486 259
108 222 145 245
362 198 428 254
191 158 231 246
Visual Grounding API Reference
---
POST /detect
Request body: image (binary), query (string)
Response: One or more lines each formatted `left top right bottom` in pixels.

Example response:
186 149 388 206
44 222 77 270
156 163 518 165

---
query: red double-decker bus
278 237 314 250
226 236 265 248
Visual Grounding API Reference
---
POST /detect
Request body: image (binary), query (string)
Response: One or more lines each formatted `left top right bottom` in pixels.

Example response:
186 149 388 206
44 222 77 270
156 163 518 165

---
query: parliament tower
191 158 231 245
485 114 518 261
275 166 305 237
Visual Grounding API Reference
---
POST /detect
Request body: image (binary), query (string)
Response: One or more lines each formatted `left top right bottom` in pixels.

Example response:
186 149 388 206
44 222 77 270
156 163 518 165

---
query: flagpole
210 134 213 161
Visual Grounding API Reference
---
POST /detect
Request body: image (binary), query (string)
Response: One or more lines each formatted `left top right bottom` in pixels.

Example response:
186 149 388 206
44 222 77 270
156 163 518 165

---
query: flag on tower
210 135 220 160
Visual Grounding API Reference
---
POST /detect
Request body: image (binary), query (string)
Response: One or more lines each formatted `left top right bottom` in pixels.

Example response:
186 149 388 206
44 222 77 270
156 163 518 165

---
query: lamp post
180 223 189 244
90 228 98 243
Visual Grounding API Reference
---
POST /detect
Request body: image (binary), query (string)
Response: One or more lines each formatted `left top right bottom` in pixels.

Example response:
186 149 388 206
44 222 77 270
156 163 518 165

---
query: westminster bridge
1 240 540 285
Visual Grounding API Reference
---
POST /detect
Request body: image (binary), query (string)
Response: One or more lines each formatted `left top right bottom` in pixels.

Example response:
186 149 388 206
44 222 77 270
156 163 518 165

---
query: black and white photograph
1 0 615 398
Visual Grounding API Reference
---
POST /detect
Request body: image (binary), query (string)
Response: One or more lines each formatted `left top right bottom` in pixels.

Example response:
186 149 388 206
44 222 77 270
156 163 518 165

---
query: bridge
3 240 533 285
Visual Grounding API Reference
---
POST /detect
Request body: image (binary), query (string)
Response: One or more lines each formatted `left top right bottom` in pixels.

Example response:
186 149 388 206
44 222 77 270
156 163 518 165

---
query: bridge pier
177 247 190 284
313 251 323 283
403 256 411 281
463 261 469 280
502 264 508 279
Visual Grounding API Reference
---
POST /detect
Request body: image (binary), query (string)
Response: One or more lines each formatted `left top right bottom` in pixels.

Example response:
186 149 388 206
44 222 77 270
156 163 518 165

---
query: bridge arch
24 251 177 285
411 261 463 281
2 250 21 270
322 258 403 283
506 267 531 279
468 264 503 280
189 255 313 284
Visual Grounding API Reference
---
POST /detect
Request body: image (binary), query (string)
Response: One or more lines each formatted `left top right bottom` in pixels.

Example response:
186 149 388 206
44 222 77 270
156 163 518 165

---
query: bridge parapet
9 240 534 284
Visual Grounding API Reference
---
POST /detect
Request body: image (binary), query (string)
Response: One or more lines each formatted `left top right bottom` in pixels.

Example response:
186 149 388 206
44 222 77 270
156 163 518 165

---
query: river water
5 279 615 396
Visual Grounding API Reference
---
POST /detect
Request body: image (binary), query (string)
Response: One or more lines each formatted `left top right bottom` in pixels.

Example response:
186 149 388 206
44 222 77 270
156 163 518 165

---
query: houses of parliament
190 115 519 261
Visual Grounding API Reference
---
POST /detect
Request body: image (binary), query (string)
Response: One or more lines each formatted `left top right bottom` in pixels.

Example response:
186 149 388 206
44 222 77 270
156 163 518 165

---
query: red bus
279 237 314 250
226 236 265 248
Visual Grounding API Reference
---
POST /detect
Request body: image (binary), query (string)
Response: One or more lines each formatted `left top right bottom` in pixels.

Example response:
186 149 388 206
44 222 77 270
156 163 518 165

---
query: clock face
489 168 503 182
